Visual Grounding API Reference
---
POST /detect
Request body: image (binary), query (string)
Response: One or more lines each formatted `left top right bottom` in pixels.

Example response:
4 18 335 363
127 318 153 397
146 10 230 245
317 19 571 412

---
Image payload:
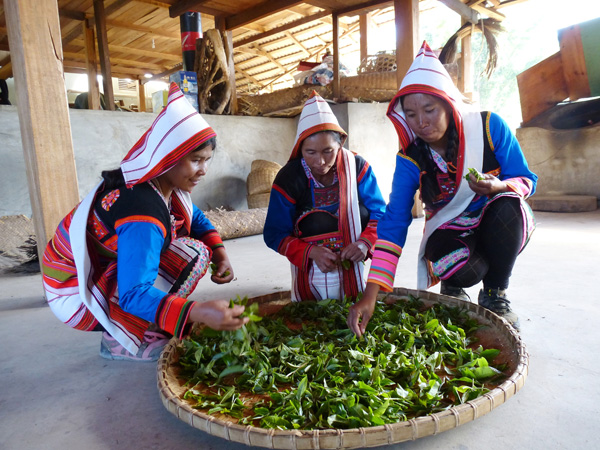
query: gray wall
516 124 600 199
0 102 398 218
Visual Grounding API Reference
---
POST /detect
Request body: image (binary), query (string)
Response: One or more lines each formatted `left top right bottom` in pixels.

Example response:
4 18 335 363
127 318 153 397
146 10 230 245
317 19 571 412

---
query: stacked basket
246 159 281 209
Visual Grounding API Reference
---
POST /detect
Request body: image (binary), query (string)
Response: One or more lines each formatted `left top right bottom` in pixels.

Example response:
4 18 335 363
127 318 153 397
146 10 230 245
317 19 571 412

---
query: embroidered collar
301 158 338 187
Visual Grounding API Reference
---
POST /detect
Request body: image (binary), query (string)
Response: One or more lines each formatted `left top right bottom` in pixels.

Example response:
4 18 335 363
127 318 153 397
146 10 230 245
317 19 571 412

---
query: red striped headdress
386 41 466 154
289 91 347 160
120 82 216 188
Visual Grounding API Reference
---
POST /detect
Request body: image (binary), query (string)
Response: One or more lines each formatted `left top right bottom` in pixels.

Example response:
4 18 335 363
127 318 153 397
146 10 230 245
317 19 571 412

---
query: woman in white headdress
263 91 386 302
42 83 248 361
347 42 537 335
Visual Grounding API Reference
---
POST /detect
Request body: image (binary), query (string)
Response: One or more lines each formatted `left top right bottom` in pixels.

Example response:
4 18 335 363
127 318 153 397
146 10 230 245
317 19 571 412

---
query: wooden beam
137 79 147 112
225 0 305 31
105 0 133 17
71 39 182 61
359 13 370 63
83 19 101 110
394 0 419 87
64 52 168 71
94 0 115 110
469 2 506 21
4 0 80 256
62 25 83 47
332 13 340 99
459 18 473 95
233 9 331 48
59 8 86 21
495 0 529 9
105 19 180 39
335 0 393 17
0 61 13 80
437 0 479 24
285 31 311 57
141 63 183 84
169 0 212 18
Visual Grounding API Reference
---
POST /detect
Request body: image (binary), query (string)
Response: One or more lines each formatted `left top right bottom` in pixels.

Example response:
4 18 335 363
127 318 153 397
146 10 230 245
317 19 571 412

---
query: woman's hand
466 172 508 197
187 299 249 330
340 241 367 263
309 245 339 273
347 282 380 338
210 247 234 284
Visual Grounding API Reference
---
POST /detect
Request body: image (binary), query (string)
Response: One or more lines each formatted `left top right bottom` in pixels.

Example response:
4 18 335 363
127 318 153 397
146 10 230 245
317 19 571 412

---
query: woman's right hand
309 245 339 273
187 300 249 330
347 283 380 338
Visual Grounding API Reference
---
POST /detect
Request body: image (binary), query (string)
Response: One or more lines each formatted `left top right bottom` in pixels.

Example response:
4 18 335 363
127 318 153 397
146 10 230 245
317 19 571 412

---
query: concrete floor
1 210 599 450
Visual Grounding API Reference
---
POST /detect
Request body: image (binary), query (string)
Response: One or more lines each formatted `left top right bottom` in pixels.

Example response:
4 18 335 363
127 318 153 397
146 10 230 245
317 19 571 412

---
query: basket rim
157 287 528 449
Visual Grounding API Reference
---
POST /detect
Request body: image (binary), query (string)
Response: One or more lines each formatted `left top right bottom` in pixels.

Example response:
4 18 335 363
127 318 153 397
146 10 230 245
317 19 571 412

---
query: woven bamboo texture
203 208 267 240
247 165 281 196
247 192 271 209
157 288 528 449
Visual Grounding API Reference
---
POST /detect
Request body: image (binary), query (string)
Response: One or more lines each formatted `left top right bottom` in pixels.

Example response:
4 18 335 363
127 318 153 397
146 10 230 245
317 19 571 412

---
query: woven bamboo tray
157 288 528 449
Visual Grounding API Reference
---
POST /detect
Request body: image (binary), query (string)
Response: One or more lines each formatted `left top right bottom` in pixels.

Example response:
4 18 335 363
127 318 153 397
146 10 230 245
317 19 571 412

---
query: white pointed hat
120 82 216 187
290 91 347 159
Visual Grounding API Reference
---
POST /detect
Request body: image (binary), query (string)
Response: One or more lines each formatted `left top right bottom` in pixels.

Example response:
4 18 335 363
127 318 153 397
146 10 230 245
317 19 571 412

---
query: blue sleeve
357 164 387 221
376 154 420 248
116 222 169 322
263 188 296 253
191 204 216 236
489 112 538 195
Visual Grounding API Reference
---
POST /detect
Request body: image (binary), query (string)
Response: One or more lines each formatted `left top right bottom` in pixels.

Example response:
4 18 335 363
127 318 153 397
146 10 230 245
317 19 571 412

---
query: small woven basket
247 192 271 209
251 159 282 172
157 288 528 449
247 167 280 196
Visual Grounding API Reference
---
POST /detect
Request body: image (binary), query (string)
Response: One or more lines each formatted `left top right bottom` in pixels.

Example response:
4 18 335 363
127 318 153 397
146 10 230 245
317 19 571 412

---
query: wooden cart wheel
196 29 232 114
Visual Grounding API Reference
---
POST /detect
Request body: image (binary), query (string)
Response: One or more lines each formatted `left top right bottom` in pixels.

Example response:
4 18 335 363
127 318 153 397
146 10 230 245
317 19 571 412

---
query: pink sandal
100 330 171 362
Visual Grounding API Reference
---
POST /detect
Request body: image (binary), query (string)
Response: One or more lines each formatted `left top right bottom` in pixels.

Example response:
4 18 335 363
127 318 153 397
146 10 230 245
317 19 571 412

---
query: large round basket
157 288 528 449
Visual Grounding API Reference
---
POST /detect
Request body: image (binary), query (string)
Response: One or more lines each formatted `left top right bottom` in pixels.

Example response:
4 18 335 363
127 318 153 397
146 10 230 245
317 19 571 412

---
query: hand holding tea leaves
209 247 234 284
187 299 248 331
463 168 508 197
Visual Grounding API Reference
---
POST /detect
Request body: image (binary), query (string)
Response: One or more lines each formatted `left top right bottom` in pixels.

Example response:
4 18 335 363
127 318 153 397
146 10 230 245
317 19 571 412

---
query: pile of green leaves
177 295 507 430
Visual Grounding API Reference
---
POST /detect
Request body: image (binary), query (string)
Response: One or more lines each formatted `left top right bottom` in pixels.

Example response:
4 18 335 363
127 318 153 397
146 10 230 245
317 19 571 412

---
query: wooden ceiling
0 0 525 94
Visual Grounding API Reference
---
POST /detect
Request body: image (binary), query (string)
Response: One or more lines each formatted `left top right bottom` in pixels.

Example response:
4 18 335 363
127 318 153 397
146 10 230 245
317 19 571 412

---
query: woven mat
0 215 36 269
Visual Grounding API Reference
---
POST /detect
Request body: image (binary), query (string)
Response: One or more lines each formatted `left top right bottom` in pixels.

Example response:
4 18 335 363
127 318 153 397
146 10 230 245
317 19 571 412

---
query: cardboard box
169 71 199 111
169 71 198 95
152 90 168 112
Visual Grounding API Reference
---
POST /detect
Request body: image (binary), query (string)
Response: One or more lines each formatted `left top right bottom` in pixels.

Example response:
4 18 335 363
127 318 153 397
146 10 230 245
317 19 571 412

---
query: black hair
101 137 217 190
300 130 344 150
406 114 459 207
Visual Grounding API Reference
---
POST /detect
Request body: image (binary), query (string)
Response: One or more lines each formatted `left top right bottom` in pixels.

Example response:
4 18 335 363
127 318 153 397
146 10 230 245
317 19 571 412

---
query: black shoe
440 281 471 302
478 288 520 330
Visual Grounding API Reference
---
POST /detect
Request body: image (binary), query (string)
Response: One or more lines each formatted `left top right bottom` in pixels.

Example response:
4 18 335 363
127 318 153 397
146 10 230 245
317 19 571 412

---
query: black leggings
424 196 525 290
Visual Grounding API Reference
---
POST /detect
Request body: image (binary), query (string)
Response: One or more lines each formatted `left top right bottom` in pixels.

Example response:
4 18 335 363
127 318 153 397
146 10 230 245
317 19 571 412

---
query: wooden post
137 79 146 112
332 13 340 100
359 13 370 65
394 0 419 88
459 20 473 98
4 0 80 258
93 0 115 110
224 30 238 115
393 0 422 218
83 18 101 110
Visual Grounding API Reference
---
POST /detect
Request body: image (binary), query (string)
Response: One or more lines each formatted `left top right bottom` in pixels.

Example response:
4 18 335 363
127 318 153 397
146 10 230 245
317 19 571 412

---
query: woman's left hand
466 172 508 197
340 241 367 263
210 247 234 284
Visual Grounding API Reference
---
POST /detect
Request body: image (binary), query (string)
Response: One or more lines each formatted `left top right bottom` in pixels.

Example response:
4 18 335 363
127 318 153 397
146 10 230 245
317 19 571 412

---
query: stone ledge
527 195 598 212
